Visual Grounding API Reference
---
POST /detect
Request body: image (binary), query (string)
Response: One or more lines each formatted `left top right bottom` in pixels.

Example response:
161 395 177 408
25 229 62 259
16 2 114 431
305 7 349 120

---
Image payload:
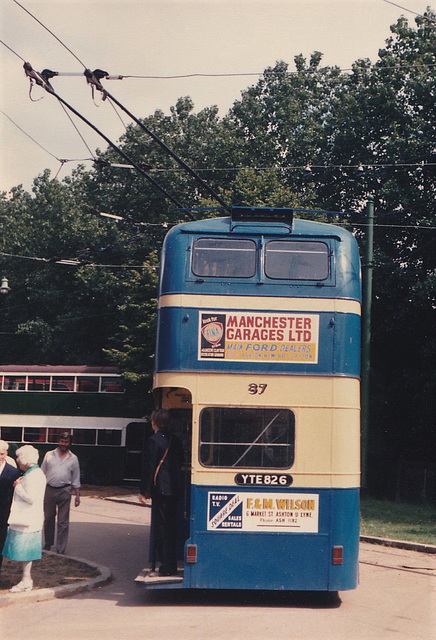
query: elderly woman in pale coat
2 445 46 592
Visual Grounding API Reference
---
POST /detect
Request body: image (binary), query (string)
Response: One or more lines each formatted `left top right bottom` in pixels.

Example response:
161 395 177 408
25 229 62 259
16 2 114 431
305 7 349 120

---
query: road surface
2 495 434 640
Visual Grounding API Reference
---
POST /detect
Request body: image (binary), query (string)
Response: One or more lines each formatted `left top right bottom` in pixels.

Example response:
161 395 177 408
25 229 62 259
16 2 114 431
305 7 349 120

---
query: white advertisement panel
207 491 319 533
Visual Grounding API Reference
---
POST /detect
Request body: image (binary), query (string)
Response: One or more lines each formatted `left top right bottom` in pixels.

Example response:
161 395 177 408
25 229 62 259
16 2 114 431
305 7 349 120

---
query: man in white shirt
41 432 80 554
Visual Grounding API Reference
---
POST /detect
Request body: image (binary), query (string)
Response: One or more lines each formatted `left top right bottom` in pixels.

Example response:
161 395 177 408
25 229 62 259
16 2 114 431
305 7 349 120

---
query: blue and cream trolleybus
138 207 361 592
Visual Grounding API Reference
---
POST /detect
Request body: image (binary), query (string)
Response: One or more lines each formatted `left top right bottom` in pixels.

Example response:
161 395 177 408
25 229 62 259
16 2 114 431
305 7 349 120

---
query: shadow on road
138 588 342 609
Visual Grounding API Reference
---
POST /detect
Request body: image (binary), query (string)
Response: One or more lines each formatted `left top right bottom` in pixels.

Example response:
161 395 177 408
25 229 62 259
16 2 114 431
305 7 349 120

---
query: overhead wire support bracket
23 61 55 95
22 62 193 218
84 68 230 212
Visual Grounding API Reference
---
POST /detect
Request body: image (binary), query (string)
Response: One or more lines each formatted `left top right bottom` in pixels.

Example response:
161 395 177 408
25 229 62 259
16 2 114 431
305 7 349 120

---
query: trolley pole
361 196 374 491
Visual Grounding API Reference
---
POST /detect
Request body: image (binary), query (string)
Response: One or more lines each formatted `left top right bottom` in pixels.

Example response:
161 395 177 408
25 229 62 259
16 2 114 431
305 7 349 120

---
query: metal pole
361 196 374 490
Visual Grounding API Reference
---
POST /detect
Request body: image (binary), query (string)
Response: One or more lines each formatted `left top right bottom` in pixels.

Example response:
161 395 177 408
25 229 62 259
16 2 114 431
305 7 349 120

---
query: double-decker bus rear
138 208 361 592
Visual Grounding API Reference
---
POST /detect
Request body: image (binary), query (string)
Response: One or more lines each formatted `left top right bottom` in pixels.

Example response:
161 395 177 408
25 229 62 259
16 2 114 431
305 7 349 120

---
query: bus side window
0 426 22 441
28 377 50 391
48 428 72 443
72 429 97 445
52 377 74 391
24 427 47 443
77 377 100 392
101 377 124 393
97 429 122 446
4 376 26 390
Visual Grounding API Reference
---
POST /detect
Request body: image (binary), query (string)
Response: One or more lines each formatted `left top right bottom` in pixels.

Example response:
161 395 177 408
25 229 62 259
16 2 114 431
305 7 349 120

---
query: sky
0 0 432 192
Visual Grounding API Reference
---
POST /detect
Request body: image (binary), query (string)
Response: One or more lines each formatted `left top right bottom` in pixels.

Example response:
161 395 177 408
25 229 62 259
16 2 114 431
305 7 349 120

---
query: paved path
2 496 435 640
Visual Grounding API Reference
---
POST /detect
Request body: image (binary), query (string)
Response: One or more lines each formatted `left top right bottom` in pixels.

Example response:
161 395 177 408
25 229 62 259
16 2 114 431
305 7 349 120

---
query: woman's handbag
153 436 172 488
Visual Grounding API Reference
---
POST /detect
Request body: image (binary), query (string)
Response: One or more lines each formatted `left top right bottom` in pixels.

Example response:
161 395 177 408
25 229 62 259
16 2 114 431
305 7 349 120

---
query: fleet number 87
248 383 268 395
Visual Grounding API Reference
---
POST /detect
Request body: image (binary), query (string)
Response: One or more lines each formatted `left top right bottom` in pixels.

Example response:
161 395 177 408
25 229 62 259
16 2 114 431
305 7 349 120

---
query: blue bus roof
168 216 349 239
160 216 361 302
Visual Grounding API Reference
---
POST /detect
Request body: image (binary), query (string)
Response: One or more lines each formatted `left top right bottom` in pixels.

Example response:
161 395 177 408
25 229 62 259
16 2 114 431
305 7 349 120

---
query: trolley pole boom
85 69 230 212
23 62 190 214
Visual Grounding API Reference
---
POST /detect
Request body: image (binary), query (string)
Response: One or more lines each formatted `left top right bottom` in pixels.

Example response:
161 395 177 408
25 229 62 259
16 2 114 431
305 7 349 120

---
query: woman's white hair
16 445 39 468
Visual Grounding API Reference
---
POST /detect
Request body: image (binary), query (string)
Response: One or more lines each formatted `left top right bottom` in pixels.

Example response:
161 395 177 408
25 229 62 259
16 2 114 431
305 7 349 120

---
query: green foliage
1 10 435 496
226 168 303 208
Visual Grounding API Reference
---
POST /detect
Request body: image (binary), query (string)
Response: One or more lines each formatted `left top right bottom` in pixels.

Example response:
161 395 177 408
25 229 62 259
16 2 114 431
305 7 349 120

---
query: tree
1 10 435 499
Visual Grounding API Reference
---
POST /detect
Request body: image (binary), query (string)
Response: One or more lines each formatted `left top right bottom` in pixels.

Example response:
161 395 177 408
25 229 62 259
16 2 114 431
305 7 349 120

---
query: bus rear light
186 544 197 564
332 546 343 565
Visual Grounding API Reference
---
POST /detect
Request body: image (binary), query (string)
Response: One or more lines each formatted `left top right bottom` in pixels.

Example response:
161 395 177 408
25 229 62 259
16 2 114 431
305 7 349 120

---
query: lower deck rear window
200 407 295 468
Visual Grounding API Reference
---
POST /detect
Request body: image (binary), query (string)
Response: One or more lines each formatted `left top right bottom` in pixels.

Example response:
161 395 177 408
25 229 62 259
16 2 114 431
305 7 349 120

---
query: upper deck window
0 373 124 393
265 241 329 280
101 377 124 393
77 376 100 392
192 238 257 278
51 376 74 392
3 376 26 390
28 376 50 391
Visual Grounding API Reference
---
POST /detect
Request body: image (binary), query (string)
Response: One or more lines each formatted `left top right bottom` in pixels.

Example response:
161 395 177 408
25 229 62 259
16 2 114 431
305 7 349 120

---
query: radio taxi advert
207 492 319 533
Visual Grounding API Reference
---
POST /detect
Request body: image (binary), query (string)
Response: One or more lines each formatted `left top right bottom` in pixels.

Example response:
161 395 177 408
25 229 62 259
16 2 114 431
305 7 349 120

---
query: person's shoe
10 580 33 592
43 545 51 551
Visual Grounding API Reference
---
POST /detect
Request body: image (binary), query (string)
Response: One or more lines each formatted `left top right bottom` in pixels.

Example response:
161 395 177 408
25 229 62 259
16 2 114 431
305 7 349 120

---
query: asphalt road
2 495 435 640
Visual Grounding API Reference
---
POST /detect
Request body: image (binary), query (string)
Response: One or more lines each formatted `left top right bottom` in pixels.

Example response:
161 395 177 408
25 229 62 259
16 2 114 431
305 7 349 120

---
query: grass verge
360 497 436 545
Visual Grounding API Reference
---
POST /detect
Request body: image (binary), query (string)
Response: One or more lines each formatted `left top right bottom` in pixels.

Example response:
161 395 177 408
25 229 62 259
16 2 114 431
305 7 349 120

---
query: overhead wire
0 249 157 270
0 34 191 214
9 1 227 211
2 37 433 185
57 102 96 158
0 107 96 180
381 0 436 25
117 72 263 79
335 221 436 231
4 1 436 82
11 0 87 68
2 50 434 189
98 161 436 173
22 61 189 213
5 1 435 209
1 108 65 162
0 39 97 173
104 61 436 78
0 38 26 62
2 0 433 315
24 62 436 81
4 66 433 188
1 215 434 276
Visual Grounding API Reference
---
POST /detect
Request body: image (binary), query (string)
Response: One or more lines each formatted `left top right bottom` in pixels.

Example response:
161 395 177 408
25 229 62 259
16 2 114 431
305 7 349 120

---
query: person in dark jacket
138 409 184 576
0 440 21 571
